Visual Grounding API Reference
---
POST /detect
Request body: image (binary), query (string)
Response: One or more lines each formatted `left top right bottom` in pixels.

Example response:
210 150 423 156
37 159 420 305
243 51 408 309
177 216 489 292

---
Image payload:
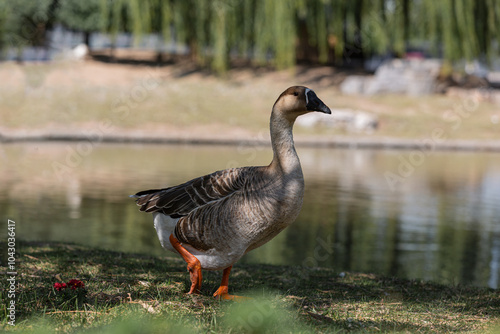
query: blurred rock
340 58 442 96
55 43 89 61
296 108 378 133
339 75 368 95
487 72 500 88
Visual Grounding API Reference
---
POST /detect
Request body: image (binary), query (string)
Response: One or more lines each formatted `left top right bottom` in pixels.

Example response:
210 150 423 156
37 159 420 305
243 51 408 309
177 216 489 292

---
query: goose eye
293 92 299 96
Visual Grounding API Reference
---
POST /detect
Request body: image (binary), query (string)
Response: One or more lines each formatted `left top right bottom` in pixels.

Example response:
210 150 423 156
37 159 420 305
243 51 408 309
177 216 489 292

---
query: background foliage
1 0 499 73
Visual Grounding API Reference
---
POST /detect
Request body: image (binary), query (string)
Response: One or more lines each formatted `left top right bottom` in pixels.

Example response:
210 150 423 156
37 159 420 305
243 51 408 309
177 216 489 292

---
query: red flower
54 279 84 292
67 279 84 290
54 282 67 291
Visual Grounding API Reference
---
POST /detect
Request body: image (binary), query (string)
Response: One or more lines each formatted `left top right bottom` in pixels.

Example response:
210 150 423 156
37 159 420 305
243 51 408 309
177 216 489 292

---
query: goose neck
269 110 301 175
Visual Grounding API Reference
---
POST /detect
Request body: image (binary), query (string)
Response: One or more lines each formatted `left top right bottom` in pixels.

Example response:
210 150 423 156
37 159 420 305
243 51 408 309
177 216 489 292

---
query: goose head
273 86 331 122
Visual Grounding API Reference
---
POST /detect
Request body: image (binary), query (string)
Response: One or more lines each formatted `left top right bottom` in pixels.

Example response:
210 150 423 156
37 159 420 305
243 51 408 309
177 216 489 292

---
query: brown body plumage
132 86 330 295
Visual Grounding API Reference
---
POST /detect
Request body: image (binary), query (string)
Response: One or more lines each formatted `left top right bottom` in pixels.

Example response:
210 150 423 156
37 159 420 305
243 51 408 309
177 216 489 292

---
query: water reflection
1 143 499 288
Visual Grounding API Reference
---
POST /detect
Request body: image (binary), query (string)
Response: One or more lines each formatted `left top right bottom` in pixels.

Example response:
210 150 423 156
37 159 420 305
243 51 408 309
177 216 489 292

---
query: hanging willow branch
2 0 499 72
83 0 500 70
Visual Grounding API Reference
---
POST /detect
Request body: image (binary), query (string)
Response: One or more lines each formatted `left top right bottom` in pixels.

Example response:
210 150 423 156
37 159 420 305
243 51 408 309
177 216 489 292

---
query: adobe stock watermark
6 219 17 326
225 129 268 169
384 91 482 191
235 300 274 331
384 127 446 191
232 236 333 332
8 4 59 90
344 1 403 64
299 234 334 280
38 68 164 183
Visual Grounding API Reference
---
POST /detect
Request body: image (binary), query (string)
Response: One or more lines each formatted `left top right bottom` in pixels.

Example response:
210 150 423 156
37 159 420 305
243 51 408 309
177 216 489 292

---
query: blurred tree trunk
353 0 364 61
296 20 316 63
84 31 91 49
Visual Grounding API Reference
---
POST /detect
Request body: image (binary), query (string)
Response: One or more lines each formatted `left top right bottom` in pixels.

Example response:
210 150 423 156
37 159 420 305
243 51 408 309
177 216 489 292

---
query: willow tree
57 0 103 48
0 0 56 61
98 0 131 59
0 2 7 58
52 0 500 71
99 0 128 37
125 0 173 62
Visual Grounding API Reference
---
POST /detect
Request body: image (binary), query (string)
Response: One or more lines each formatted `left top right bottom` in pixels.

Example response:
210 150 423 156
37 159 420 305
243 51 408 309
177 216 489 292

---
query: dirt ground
1 54 499 148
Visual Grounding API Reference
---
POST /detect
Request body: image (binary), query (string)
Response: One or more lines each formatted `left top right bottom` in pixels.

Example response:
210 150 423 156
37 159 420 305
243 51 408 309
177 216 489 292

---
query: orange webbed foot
213 271 250 301
213 290 251 301
187 260 202 294
213 286 229 299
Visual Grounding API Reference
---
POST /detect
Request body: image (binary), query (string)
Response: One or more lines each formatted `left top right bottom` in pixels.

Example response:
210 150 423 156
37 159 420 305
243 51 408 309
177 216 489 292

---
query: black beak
306 90 331 114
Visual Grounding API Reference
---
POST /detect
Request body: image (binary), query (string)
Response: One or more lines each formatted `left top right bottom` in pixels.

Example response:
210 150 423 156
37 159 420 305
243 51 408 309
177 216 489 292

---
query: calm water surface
1 142 499 288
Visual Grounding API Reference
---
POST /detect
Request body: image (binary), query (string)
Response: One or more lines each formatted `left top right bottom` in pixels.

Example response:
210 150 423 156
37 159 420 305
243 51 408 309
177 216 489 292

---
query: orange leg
213 266 249 301
169 234 202 294
213 266 232 299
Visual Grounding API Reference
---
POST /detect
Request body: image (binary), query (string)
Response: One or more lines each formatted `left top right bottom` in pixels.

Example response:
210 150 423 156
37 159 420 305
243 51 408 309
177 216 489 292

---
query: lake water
1 142 499 288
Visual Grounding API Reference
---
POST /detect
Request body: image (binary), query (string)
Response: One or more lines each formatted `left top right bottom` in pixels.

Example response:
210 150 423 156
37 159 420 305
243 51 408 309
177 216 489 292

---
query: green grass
1 241 499 333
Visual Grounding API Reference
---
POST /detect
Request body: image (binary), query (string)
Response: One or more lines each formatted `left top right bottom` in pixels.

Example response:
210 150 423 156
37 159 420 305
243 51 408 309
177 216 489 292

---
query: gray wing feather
133 167 250 217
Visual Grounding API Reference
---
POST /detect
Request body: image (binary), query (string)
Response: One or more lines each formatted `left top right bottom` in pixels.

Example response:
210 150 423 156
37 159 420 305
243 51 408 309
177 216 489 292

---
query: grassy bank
1 61 499 143
0 241 499 333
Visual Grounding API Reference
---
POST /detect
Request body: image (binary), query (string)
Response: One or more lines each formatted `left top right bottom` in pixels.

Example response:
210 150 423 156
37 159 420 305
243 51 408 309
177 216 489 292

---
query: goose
131 86 331 299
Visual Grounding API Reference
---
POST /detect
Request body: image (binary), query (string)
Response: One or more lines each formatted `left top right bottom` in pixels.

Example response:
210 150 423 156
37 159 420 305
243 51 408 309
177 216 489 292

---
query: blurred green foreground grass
0 241 499 333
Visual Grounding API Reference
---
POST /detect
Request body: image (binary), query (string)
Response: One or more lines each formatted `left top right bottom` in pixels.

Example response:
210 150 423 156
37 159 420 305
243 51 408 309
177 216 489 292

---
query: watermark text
6 219 17 326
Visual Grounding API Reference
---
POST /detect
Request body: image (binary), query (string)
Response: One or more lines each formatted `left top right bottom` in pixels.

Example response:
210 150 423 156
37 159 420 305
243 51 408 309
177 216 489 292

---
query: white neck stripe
304 88 311 105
